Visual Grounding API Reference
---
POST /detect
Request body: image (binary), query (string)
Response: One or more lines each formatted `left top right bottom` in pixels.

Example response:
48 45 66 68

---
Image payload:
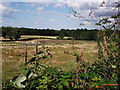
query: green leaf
45 67 57 73
58 85 63 89
89 72 98 78
92 76 101 81
26 57 36 64
62 81 69 87
12 75 26 88
62 75 72 78
74 85 78 89
39 85 48 89
79 73 89 78
111 65 116 68
22 68 29 71
66 79 74 81
79 73 85 77
36 51 44 54
26 70 37 79
9 81 13 86
90 83 99 88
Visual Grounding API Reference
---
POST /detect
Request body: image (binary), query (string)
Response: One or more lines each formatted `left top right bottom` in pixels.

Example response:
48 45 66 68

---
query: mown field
2 35 98 84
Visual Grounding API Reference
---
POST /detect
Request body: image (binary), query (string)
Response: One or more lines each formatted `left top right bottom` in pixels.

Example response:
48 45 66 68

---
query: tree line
1 26 100 40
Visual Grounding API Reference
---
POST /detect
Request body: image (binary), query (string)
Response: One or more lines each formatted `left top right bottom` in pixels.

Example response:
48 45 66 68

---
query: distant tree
2 27 21 40
13 27 21 40
58 33 64 40
57 29 65 40
1 26 98 40
73 29 81 40
2 26 7 38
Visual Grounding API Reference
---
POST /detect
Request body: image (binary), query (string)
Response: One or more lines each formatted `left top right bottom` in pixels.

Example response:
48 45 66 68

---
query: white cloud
48 18 56 22
16 3 20 7
2 0 118 29
93 4 118 17
26 2 64 9
0 4 8 15
24 1 118 19
1 3 21 18
3 20 21 26
34 21 38 25
3 0 115 2
0 17 2 25
67 1 118 23
36 6 44 10
53 3 64 8
68 14 80 20
0 5 3 15
25 2 43 7
82 21 92 25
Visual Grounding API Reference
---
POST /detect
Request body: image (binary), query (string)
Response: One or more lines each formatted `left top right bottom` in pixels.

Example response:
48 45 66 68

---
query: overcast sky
1 0 118 30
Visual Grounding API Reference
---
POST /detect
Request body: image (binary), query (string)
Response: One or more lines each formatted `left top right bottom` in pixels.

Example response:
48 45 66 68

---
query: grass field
1 35 98 83
21 35 57 39
20 35 71 41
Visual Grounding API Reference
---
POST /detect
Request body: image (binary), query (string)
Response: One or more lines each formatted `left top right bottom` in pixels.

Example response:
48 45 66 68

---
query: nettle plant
90 2 120 89
89 2 120 89
90 15 120 88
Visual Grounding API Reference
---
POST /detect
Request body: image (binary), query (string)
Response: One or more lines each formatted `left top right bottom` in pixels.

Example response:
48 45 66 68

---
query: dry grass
2 36 98 82
21 35 57 39
21 35 70 39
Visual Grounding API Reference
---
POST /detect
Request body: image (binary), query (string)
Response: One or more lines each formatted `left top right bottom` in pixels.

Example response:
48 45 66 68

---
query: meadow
2 32 120 90
2 35 98 82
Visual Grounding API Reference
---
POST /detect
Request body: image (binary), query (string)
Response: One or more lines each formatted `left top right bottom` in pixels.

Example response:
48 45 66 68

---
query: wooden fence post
36 42 38 53
24 43 27 63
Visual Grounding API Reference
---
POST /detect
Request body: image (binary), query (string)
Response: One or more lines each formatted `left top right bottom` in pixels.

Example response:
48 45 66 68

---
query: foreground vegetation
2 29 120 89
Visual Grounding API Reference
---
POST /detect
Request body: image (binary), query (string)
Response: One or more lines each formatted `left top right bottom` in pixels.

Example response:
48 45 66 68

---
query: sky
0 0 118 30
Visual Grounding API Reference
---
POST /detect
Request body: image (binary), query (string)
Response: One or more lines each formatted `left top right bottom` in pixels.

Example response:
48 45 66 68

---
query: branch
89 84 120 90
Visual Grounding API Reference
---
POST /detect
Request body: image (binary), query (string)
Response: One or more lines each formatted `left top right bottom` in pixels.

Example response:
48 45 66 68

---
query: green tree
13 28 21 40
58 33 64 40
2 27 21 40
57 29 65 40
